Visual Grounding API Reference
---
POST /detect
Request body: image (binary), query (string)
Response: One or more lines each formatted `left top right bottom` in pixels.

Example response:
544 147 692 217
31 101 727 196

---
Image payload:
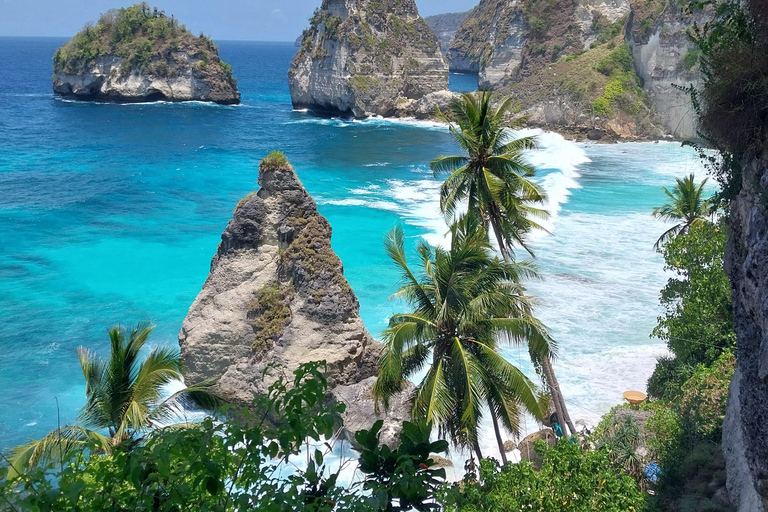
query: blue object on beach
554 422 563 437
644 462 661 483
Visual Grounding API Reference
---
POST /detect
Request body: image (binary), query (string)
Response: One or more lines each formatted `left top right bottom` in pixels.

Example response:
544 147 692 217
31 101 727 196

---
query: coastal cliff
52 3 239 105
723 150 768 511
424 10 472 54
626 0 707 139
288 0 448 117
178 153 407 444
443 0 704 139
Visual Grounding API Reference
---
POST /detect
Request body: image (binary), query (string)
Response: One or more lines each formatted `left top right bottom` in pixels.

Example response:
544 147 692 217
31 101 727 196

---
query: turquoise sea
0 38 706 455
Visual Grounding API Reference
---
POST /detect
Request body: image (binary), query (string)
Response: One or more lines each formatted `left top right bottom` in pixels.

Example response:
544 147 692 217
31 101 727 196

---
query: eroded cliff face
53 53 239 104
443 0 704 139
626 0 706 139
723 150 768 512
447 0 522 76
179 157 407 443
288 0 448 117
424 10 472 54
52 5 239 104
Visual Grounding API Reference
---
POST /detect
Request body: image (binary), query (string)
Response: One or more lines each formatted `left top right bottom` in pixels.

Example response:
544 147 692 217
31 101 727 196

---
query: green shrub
356 419 448 511
439 441 646 512
596 44 634 75
528 17 547 34
682 49 700 71
0 362 376 512
678 350 735 441
592 96 611 116
650 219 735 397
260 150 289 169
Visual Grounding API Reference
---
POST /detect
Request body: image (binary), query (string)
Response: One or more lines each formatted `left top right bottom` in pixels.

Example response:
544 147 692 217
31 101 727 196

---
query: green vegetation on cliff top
53 2 234 80
501 29 661 137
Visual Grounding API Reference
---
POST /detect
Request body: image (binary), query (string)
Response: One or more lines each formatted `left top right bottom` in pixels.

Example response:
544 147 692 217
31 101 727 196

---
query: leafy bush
529 17 547 34
592 96 611 116
682 49 700 71
649 219 735 399
261 150 289 169
678 350 735 441
596 45 634 75
440 441 646 512
356 419 448 511
0 362 375 511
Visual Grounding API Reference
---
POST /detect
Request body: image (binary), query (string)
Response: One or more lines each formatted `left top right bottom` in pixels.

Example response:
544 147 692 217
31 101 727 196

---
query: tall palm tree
9 322 219 477
373 216 552 463
431 90 575 437
653 174 713 249
431 90 549 260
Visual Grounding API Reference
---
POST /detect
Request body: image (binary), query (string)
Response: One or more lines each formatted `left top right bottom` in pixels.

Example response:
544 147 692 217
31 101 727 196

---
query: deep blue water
0 37 706 455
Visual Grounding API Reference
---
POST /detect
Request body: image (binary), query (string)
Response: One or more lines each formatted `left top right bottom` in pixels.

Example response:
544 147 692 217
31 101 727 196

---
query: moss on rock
248 283 295 352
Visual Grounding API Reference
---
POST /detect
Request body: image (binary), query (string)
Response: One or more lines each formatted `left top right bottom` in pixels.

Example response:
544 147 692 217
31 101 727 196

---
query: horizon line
0 35 297 43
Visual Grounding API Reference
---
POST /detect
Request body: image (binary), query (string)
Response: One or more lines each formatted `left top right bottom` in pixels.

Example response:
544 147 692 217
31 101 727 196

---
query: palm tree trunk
490 216 511 262
490 411 508 464
488 221 575 437
541 355 576 437
472 439 483 463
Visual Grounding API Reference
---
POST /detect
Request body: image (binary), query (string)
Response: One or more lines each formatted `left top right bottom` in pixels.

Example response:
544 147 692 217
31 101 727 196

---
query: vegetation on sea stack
53 2 235 83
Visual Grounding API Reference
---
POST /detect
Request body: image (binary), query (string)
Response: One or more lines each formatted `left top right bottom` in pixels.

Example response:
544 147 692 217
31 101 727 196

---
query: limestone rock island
52 3 240 105
288 0 449 117
178 152 409 444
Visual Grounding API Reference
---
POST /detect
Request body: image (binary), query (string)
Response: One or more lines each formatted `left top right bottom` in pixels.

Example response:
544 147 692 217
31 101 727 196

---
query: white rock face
627 3 706 140
289 0 449 117
574 0 631 48
179 159 408 442
53 54 239 104
478 11 527 89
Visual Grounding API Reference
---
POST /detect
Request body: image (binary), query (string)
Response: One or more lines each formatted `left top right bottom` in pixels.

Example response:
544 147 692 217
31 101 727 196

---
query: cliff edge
724 149 768 511
288 0 448 118
178 153 407 444
52 3 239 105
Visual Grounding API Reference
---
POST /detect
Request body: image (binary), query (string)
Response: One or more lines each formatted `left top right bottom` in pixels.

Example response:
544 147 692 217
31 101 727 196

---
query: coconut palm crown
431 90 549 259
653 174 713 249
373 215 553 461
9 322 219 477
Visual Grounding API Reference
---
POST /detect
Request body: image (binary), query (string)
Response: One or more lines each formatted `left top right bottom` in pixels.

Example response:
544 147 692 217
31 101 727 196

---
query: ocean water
0 38 706 455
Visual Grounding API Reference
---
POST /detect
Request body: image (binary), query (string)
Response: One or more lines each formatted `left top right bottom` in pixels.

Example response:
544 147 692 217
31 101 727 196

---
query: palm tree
9 322 219 477
431 90 575 437
653 174 713 249
373 216 552 463
431 90 549 260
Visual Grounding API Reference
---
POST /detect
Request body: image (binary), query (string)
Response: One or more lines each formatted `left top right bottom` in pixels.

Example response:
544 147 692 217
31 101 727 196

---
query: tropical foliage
648 219 734 400
430 90 574 437
431 90 547 259
373 216 550 462
1 362 448 512
356 419 448 511
8 323 218 478
439 441 645 512
652 174 712 249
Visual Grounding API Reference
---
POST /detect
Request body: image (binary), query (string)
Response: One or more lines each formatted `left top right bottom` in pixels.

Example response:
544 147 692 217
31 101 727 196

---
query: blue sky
0 0 478 40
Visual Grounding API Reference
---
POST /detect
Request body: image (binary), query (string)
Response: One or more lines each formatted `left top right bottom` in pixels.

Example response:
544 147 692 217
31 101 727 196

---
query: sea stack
178 153 409 444
52 3 239 104
288 0 449 118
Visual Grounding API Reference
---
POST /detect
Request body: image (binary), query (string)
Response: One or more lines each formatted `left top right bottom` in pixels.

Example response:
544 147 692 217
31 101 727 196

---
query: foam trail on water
516 128 590 234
